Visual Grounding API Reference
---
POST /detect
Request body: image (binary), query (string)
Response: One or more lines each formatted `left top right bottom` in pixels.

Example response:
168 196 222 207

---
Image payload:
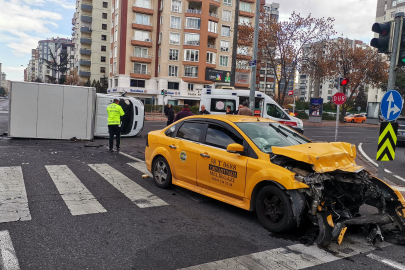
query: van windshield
266 103 290 120
236 122 310 153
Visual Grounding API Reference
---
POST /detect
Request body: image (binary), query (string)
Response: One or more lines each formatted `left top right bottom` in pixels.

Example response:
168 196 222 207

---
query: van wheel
255 185 296 232
152 157 172 189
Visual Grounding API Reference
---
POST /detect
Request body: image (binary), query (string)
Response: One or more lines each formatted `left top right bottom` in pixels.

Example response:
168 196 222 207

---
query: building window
220 40 230 52
101 45 106 52
158 49 161 57
115 14 118 26
222 10 232 22
184 66 198 77
169 32 180 45
168 82 180 90
240 2 251 12
110 49 112 58
114 78 118 86
101 56 106 62
236 60 248 69
114 46 117 58
206 52 216 64
100 67 106 73
219 55 229 67
158 65 160 73
135 13 150 25
103 2 108 8
114 30 118 42
134 47 148 57
188 83 194 91
171 0 182 12
101 35 107 41
239 16 250 25
102 13 107 19
184 49 199 62
170 16 181 29
169 49 179 60
134 30 150 41
115 0 119 9
110 34 113 43
133 63 148 74
208 21 218 33
135 0 151 9
168 65 178 77
102 24 107 30
113 62 117 74
221 26 230 37
184 33 200 45
130 79 145 87
223 0 232 6
159 32 162 43
393 0 397 7
237 46 248 55
160 16 163 25
185 17 201 29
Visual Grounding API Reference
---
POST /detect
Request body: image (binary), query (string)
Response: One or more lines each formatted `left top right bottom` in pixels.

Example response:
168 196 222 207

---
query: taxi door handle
169 145 177 149
200 153 210 158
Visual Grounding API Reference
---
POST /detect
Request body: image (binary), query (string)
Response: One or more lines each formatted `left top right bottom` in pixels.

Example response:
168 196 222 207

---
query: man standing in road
167 104 175 126
238 101 253 116
198 105 210 115
107 98 125 152
174 104 193 122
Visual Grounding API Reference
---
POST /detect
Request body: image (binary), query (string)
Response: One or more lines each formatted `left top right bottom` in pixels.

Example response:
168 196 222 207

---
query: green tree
43 50 69 84
0 87 6 97
84 79 91 87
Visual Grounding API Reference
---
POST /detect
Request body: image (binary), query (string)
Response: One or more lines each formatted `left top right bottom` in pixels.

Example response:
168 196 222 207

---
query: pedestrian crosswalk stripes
45 165 107 216
179 234 392 270
0 167 31 223
127 162 152 177
89 163 168 208
0 230 20 270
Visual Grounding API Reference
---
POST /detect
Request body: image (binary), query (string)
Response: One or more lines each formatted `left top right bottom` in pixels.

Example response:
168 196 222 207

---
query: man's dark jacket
167 108 175 122
174 108 194 122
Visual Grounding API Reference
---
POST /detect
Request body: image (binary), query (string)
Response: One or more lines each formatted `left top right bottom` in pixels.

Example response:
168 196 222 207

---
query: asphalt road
0 116 404 269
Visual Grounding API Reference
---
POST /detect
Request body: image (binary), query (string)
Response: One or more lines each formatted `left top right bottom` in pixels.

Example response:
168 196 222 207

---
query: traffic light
340 78 349 86
370 22 392 53
398 26 405 66
161 89 165 95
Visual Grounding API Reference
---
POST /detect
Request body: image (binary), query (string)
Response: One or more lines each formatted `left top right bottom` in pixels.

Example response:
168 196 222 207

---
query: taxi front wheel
255 186 296 233
152 157 172 189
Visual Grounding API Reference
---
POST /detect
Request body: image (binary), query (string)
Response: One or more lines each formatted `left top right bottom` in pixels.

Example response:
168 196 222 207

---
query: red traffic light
340 78 349 86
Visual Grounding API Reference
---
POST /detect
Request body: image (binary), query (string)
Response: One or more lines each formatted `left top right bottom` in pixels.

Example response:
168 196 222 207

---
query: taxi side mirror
226 143 244 154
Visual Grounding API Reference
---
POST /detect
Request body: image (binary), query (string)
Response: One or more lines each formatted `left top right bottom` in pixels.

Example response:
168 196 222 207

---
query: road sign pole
377 12 403 179
248 0 260 111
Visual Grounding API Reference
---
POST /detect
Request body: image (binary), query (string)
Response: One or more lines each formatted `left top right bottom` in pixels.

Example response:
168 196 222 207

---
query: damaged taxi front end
271 142 405 246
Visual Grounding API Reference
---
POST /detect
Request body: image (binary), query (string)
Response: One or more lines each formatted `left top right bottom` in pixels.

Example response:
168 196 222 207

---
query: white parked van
200 88 304 134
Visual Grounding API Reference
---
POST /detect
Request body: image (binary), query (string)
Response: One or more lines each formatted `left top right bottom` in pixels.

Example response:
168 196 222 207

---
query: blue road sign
381 90 403 121
248 60 257 68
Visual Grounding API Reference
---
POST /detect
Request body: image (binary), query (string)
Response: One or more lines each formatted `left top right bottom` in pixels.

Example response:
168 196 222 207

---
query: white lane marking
0 167 31 223
119 151 144 162
45 165 107 216
0 111 9 114
0 231 20 270
394 175 405 183
367 254 405 270
358 143 392 173
127 162 152 177
89 164 168 208
179 235 391 270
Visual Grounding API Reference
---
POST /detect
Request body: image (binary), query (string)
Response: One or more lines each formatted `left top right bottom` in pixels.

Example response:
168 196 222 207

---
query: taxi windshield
235 122 310 153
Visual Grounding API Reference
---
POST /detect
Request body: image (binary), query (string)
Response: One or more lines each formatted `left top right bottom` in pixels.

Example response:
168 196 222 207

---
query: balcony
207 44 216 49
80 49 91 55
210 0 220 7
130 53 152 63
80 26 92 33
207 31 218 38
131 37 153 47
208 13 219 22
239 10 254 18
132 4 154 15
81 15 92 23
79 71 91 77
236 54 252 60
184 40 200 46
185 9 202 18
132 21 153 31
79 60 91 66
240 0 255 3
81 4 92 11
80 38 92 44
130 70 151 79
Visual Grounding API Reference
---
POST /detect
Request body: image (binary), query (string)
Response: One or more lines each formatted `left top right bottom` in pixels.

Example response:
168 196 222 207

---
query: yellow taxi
145 115 405 246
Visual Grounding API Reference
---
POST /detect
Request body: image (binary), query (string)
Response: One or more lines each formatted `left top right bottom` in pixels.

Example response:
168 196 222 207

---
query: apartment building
375 0 403 25
0 64 2 88
72 0 111 84
1 73 7 89
108 0 258 105
55 43 75 81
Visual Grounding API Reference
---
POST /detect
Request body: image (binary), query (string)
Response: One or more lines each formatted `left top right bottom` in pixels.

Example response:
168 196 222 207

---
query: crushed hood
272 142 363 173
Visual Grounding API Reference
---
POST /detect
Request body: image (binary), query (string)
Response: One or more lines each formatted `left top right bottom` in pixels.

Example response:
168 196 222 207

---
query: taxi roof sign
381 90 403 121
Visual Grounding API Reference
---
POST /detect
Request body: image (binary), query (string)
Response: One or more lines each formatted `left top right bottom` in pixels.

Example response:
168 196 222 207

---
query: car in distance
145 115 405 246
397 117 405 143
344 114 366 123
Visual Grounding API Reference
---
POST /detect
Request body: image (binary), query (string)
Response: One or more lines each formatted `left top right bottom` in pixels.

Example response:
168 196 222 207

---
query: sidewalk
145 112 167 121
302 119 379 128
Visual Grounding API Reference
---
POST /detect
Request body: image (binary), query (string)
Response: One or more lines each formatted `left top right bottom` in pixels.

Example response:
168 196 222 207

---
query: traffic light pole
249 0 260 111
335 74 340 142
377 12 403 179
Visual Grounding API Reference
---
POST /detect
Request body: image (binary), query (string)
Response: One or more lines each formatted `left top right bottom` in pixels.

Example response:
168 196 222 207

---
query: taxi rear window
176 122 204 142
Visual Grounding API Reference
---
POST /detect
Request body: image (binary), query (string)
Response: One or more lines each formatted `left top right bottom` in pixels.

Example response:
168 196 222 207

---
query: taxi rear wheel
362 120 365 123
351 120 354 123
256 186 296 233
152 157 172 189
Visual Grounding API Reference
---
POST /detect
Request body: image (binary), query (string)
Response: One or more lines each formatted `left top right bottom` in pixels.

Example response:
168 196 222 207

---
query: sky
0 0 378 82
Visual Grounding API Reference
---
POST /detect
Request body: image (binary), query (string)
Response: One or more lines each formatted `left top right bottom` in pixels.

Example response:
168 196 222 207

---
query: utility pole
249 0 260 111
230 0 240 87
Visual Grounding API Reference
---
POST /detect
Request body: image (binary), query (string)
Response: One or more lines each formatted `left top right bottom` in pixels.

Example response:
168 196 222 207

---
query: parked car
145 114 405 247
344 114 367 123
397 117 405 143
360 113 367 117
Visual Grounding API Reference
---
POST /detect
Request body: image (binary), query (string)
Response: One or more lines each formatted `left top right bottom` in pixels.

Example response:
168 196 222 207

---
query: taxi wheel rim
263 194 284 225
154 161 168 185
